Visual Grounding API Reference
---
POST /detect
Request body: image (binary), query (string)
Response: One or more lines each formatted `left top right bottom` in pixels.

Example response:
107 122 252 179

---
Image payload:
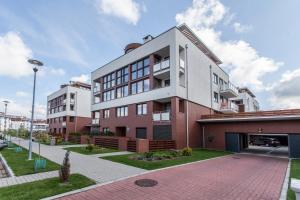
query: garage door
225 133 240 152
289 134 300 158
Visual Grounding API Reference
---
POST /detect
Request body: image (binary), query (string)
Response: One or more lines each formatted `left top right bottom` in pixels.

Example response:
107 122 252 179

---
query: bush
86 144 94 152
144 152 154 159
182 147 192 156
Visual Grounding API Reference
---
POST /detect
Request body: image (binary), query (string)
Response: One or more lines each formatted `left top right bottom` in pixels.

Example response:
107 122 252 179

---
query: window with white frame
137 103 147 115
103 109 110 118
116 106 128 117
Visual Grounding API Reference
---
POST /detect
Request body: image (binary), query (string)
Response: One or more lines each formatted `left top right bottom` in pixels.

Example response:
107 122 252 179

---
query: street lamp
2 100 9 140
27 59 43 160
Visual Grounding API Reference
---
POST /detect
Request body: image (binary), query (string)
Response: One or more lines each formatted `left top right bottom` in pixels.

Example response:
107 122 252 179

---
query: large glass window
102 89 115 102
103 72 115 90
131 79 150 95
116 67 129 85
137 103 147 115
116 106 128 117
131 57 150 80
116 85 129 98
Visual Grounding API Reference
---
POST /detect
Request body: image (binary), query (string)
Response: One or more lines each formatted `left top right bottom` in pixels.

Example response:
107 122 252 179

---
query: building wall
200 120 300 150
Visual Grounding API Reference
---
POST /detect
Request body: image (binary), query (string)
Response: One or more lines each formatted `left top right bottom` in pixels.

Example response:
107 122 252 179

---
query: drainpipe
209 65 213 114
185 44 189 148
202 126 206 148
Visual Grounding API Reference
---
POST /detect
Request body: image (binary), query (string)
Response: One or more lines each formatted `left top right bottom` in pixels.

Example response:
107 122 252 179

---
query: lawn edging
45 153 232 200
0 153 15 177
280 158 291 200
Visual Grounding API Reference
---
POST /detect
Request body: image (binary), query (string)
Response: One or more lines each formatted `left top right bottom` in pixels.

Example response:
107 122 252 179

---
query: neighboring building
32 119 48 132
230 87 260 112
91 24 240 149
47 81 91 140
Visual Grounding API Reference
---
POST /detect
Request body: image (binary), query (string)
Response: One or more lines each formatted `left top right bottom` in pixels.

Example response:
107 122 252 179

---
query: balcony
92 119 100 125
153 111 171 121
219 82 238 98
153 59 170 73
93 87 101 95
220 102 239 113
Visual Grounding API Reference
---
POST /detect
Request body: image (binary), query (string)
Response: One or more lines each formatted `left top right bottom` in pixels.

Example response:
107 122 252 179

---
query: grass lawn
64 146 119 155
0 144 60 176
0 174 95 200
287 159 300 200
102 148 231 170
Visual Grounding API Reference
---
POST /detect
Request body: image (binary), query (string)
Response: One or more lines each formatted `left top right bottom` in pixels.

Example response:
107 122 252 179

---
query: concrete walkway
58 154 288 200
11 137 146 183
0 171 58 188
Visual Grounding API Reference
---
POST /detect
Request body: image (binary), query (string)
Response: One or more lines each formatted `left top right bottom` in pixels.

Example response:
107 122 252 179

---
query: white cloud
233 22 252 33
269 68 300 109
0 32 33 78
95 0 144 25
16 91 29 97
70 74 90 83
0 98 46 119
175 0 282 91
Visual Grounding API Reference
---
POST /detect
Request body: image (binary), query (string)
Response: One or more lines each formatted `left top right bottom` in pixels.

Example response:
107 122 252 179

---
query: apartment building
91 24 241 149
230 87 260 112
47 81 91 139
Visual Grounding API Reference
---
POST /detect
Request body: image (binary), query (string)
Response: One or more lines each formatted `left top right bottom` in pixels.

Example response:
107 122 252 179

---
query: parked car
251 137 280 147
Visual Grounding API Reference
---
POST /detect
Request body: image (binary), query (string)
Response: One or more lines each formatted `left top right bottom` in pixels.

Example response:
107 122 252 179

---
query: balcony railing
92 119 100 125
153 59 170 73
93 86 101 94
220 102 239 113
153 111 171 121
220 82 238 94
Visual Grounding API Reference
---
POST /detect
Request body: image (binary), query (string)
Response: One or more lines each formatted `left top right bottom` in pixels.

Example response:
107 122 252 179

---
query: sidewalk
11 137 146 183
0 171 58 188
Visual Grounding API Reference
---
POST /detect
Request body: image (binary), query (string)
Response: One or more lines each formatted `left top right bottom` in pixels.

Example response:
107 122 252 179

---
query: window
213 73 218 84
70 93 75 99
220 95 225 103
103 109 110 118
103 72 115 90
93 81 101 93
116 67 129 85
219 78 224 86
94 96 100 104
103 128 110 134
131 79 150 95
69 116 75 122
131 57 150 80
63 116 66 122
116 106 128 117
164 79 170 87
103 89 115 101
116 85 128 98
214 92 219 103
179 99 185 113
70 104 74 111
137 103 147 115
136 128 147 139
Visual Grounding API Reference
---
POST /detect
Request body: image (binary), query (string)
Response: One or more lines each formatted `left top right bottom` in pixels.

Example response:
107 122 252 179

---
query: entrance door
289 134 300 158
225 133 240 152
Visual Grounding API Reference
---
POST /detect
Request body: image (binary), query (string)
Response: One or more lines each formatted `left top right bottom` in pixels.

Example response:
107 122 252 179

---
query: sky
0 0 300 119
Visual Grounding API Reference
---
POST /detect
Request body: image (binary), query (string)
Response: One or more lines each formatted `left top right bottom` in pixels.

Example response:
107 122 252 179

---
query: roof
198 109 300 123
178 24 222 65
238 87 256 98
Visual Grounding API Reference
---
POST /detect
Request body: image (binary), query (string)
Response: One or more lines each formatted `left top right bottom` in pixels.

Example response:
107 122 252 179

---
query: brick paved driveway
59 154 288 200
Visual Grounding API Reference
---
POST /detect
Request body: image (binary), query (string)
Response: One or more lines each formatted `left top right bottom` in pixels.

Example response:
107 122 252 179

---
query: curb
280 158 291 200
0 153 15 177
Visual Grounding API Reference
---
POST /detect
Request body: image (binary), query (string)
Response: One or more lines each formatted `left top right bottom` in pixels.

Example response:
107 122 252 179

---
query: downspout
209 65 213 114
185 44 189 148
202 126 205 148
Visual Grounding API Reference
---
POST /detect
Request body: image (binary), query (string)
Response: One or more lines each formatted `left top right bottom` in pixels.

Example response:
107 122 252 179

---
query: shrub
170 150 181 157
59 151 71 183
182 147 192 156
144 152 154 159
86 144 94 152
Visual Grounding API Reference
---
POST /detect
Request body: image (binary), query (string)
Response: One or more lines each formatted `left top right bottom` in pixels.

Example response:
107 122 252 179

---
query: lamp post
3 100 9 140
27 59 43 160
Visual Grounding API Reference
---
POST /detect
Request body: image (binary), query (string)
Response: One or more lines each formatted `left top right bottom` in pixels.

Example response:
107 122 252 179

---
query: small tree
59 150 71 183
